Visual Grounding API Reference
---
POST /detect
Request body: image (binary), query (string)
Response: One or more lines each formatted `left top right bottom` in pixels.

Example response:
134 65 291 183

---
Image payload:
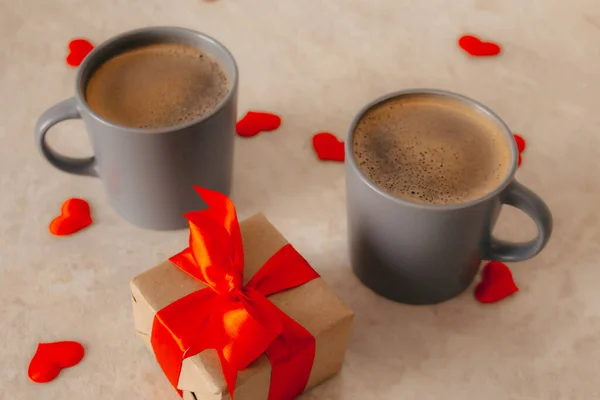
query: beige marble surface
1 0 600 399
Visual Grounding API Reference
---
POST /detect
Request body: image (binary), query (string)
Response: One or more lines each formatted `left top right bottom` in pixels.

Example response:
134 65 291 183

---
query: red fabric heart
474 261 519 303
458 35 501 57
312 132 345 162
28 341 85 383
49 198 92 236
513 133 526 166
66 39 94 67
236 111 282 137
513 134 526 153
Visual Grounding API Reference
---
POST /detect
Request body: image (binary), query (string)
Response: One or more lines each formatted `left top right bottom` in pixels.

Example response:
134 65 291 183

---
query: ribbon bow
151 187 320 400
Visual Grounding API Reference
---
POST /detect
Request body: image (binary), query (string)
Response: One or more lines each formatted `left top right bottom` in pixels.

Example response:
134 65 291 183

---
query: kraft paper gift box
131 188 354 400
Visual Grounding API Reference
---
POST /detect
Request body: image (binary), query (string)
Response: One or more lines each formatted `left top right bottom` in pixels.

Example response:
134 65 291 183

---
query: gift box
131 187 354 400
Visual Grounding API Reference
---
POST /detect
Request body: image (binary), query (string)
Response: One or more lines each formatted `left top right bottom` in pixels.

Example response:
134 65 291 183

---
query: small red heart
28 341 85 383
49 198 92 236
312 132 345 162
66 39 94 67
474 261 519 303
458 35 501 57
513 134 526 153
236 111 282 137
513 133 526 166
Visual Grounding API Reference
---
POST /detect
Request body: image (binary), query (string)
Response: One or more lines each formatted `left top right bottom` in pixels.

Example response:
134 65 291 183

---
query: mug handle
483 180 553 262
34 97 98 177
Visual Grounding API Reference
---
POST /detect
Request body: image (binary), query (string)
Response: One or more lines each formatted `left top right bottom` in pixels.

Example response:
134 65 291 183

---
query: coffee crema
352 94 512 205
85 43 229 129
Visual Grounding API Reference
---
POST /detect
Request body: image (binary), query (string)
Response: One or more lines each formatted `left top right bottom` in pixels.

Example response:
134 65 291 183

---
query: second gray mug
345 89 553 305
34 27 239 230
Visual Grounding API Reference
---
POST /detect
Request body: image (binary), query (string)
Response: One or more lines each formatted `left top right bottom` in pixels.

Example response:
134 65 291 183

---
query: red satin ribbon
151 187 320 400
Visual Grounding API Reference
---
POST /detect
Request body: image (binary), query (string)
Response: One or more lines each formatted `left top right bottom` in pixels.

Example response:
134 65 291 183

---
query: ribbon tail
151 318 186 397
264 308 316 400
218 351 239 400
221 288 282 370
151 289 217 396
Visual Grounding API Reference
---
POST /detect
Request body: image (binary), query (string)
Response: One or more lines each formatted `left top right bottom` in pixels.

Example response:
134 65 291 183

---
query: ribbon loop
173 188 244 295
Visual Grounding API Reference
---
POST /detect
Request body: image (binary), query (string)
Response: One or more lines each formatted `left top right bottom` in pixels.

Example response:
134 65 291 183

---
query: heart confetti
513 133 526 166
312 132 345 162
49 198 92 236
474 261 519 303
66 39 94 67
236 112 282 137
28 341 85 383
458 35 501 57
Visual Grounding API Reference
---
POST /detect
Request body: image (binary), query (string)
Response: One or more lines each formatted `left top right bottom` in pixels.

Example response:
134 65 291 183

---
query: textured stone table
1 0 599 399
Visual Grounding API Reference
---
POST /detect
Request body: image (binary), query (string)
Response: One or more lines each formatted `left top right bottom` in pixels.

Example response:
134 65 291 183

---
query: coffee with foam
352 94 512 205
85 43 229 129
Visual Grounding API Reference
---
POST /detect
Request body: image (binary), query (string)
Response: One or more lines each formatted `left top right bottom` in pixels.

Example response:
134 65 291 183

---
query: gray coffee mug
34 27 238 230
345 89 553 305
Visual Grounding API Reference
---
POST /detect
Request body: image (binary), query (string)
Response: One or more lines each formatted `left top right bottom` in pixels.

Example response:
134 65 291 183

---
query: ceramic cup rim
345 88 519 211
74 26 239 135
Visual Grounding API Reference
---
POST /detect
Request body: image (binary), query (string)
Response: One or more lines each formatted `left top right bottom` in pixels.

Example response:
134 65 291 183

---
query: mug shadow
299 257 496 399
